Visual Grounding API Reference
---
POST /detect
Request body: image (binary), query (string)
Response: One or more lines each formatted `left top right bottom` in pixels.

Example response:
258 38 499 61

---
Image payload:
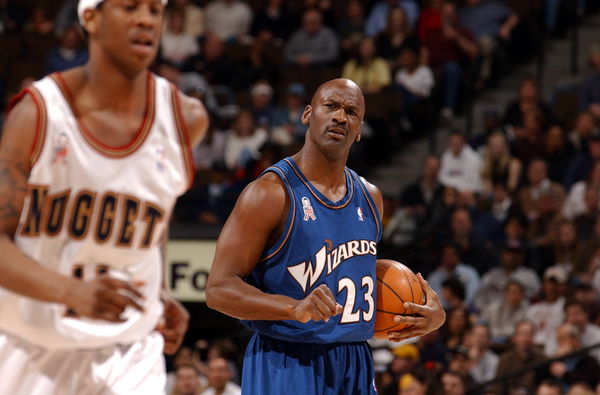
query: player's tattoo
0 149 29 231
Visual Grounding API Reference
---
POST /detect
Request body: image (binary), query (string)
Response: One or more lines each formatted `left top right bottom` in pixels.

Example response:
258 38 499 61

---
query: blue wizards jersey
243 158 382 343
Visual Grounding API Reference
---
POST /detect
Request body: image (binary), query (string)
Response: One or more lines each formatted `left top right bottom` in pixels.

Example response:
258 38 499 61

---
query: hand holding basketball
292 284 343 323
388 273 446 342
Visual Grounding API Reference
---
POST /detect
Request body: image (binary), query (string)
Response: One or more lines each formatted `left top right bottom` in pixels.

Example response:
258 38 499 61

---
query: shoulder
359 176 383 218
3 89 42 160
237 172 288 211
175 90 209 148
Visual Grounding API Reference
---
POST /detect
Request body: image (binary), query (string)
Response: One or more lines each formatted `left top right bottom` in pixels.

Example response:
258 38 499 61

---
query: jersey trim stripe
354 175 382 240
170 84 195 190
50 72 155 158
283 158 354 209
6 87 48 167
259 167 296 263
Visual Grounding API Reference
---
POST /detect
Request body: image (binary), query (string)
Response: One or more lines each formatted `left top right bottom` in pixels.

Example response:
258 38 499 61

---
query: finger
98 301 126 317
311 296 334 321
416 273 437 303
402 302 428 315
388 328 427 342
335 304 343 315
314 286 337 314
102 289 145 313
94 309 125 323
394 315 427 326
112 279 145 300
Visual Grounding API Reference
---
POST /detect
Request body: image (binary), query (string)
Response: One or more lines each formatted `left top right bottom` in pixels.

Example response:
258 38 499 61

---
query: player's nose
133 5 159 29
331 108 347 124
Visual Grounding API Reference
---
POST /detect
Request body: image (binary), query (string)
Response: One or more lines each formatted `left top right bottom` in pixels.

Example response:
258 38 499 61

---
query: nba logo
357 207 364 221
302 197 316 221
52 132 68 164
156 148 166 170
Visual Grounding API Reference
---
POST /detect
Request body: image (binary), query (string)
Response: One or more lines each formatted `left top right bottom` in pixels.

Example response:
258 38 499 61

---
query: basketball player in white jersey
0 0 208 394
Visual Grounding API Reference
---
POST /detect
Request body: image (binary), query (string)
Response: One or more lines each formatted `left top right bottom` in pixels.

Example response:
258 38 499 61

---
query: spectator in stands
473 183 520 244
559 301 600 363
166 347 207 394
428 243 480 308
342 37 391 94
536 379 564 395
440 370 467 395
569 112 599 153
480 132 522 194
161 9 200 69
572 283 600 325
544 125 575 185
399 155 443 226
397 372 427 395
445 207 496 275
563 161 600 220
224 109 268 171
565 135 600 191
337 0 365 56
251 0 293 43
464 324 498 384
44 23 88 75
231 37 279 91
447 346 475 388
184 34 236 96
439 131 483 193
164 0 205 38
249 81 277 129
541 323 600 389
420 1 479 119
394 46 434 117
171 364 205 395
193 125 226 171
567 383 595 395
205 0 253 43
301 0 336 28
365 0 420 35
24 6 54 35
498 215 532 257
479 280 530 343
375 6 420 70
272 83 308 147
518 158 565 224
53 0 78 35
475 244 540 309
382 344 421 394
458 0 519 90
441 277 467 311
285 9 339 68
416 0 443 42
200 357 241 395
579 46 600 121
489 320 547 395
511 109 547 163
503 77 553 129
528 267 568 355
540 219 582 276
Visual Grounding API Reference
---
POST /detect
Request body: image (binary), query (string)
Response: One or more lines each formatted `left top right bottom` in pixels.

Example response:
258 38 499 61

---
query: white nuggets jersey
0 72 194 349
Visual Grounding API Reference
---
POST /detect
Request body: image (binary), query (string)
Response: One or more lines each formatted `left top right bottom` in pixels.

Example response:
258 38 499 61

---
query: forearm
206 275 299 321
0 234 75 304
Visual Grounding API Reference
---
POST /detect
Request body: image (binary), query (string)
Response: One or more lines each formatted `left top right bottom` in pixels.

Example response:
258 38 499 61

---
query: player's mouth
130 36 155 56
325 126 348 140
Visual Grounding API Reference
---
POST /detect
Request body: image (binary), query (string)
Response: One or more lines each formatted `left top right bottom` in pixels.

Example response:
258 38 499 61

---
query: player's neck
293 146 347 187
83 60 148 111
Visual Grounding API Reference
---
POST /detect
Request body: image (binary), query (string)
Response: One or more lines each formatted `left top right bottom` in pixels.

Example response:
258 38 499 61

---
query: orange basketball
374 259 426 339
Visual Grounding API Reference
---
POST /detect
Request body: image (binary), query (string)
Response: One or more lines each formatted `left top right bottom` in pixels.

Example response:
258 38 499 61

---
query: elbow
204 280 219 310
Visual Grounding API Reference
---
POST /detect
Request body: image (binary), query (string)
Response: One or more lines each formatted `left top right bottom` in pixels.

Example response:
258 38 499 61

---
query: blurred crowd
2 0 600 394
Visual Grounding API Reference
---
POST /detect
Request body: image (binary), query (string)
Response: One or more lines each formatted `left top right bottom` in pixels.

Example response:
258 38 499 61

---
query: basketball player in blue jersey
0 0 208 393
206 78 446 394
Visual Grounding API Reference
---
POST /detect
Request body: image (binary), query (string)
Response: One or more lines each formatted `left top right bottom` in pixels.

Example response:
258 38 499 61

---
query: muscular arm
0 95 78 304
205 174 301 320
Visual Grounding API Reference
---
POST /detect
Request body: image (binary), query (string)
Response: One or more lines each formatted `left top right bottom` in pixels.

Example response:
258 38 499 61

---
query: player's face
89 0 165 74
302 80 364 156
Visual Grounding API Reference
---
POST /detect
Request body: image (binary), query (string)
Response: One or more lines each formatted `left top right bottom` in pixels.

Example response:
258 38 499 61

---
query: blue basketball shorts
241 333 377 395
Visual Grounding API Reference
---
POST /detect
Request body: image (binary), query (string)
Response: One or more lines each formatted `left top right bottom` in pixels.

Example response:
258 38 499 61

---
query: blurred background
2 0 600 394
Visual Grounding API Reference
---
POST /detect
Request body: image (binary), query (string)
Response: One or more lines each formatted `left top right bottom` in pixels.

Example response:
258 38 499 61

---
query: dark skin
0 0 208 355
206 78 445 340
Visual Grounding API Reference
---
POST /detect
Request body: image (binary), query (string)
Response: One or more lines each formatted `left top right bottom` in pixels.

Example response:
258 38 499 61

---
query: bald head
311 79 365 119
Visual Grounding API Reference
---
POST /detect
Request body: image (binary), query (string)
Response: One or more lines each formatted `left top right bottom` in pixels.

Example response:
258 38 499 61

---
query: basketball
374 259 426 339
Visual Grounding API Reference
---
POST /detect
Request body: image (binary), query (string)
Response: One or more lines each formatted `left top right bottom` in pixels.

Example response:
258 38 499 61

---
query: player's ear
301 105 312 125
355 121 363 142
82 9 100 36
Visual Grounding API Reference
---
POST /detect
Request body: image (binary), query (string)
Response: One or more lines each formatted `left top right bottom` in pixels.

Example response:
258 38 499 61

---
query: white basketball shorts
0 330 166 395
